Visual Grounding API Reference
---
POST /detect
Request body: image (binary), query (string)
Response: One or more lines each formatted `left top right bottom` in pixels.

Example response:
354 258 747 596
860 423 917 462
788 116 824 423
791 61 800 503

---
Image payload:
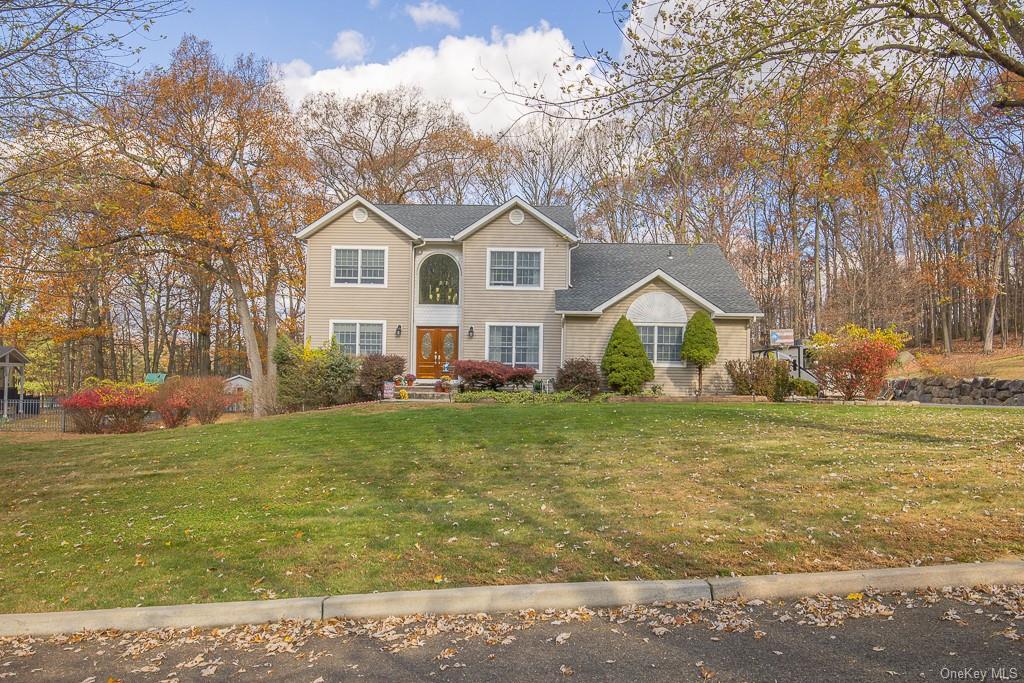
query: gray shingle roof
555 243 761 316
375 204 577 238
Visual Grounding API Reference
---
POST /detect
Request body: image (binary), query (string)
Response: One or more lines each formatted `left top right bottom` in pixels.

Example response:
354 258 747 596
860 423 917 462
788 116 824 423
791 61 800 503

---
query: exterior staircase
389 382 453 402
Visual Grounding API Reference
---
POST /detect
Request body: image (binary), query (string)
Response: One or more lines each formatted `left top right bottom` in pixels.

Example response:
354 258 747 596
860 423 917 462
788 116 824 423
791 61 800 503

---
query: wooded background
2 1 1023 412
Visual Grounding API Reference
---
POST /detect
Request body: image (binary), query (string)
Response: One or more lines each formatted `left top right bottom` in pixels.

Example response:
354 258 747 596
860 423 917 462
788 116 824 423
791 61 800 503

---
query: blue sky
138 1 620 69
132 1 622 131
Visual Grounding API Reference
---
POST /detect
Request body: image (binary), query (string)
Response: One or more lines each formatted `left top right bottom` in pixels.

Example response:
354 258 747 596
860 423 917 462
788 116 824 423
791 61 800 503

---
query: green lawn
1 402 1022 614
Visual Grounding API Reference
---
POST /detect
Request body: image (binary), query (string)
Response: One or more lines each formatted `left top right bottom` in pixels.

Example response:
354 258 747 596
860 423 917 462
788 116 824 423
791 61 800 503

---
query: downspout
410 240 423 365
562 241 579 370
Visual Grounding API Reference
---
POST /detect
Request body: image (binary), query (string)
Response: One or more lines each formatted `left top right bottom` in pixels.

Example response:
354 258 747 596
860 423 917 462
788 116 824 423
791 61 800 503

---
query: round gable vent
352 207 368 223
509 208 525 225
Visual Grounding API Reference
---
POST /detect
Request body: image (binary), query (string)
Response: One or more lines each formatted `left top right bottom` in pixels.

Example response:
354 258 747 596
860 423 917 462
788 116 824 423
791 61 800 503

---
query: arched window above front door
419 253 460 305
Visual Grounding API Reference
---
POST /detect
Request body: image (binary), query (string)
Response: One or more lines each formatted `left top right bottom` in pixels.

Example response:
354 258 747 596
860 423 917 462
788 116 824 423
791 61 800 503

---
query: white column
2 365 9 419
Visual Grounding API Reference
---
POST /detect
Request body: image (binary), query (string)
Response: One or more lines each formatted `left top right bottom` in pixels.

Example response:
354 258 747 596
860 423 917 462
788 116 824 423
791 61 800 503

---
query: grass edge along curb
2 560 1021 637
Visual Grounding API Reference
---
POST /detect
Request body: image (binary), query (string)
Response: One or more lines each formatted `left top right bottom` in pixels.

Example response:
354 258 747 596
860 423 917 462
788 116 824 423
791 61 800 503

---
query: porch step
391 387 452 401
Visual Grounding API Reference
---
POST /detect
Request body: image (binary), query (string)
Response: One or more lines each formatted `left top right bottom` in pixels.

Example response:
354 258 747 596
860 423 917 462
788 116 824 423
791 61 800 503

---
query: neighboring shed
224 375 253 392
0 346 29 418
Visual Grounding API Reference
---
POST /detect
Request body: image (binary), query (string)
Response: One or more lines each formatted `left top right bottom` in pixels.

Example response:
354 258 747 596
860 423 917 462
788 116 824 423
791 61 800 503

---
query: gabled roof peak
294 196 578 242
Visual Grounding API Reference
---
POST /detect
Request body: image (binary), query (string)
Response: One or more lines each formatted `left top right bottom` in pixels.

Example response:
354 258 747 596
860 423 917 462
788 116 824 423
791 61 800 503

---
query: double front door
416 327 458 379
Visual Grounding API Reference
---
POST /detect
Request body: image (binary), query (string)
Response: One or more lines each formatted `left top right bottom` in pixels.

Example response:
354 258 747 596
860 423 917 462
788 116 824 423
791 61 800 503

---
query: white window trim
484 322 544 373
635 323 687 368
328 319 387 355
485 247 544 291
331 246 389 288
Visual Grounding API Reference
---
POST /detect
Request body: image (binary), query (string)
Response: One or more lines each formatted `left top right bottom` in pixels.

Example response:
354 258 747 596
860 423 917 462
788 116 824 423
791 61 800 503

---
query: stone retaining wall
889 376 1024 405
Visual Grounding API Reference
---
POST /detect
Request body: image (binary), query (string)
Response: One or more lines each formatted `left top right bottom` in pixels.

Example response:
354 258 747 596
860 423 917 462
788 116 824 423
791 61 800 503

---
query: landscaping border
2 560 1021 637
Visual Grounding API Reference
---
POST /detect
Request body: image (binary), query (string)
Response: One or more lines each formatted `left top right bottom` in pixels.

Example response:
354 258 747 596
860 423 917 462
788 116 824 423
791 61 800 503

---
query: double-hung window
333 247 387 286
487 324 542 370
488 249 542 289
331 321 385 355
635 325 685 365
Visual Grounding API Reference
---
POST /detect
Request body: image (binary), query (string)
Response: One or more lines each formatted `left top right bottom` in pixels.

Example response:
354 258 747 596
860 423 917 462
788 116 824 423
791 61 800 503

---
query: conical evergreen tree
681 310 719 396
601 316 655 394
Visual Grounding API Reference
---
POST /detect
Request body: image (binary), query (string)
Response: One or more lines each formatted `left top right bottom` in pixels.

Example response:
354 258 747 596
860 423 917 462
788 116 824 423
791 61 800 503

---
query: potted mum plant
392 374 405 388
404 373 416 386
434 375 452 393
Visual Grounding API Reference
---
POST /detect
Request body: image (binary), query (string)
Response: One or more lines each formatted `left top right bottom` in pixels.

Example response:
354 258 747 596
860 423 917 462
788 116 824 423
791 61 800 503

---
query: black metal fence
0 398 66 433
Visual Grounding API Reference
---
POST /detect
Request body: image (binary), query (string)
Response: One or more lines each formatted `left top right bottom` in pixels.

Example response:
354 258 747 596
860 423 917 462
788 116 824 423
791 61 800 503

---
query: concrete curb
707 559 1024 601
323 579 711 620
2 560 1021 638
0 597 323 638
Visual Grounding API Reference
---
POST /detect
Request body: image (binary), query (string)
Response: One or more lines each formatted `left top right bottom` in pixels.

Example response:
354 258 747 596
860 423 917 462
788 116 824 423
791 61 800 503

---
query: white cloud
330 29 370 63
405 1 460 30
277 23 597 132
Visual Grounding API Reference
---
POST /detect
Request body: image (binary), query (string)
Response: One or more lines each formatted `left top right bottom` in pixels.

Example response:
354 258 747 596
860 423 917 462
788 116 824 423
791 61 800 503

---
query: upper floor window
419 253 460 305
333 247 387 286
487 249 542 289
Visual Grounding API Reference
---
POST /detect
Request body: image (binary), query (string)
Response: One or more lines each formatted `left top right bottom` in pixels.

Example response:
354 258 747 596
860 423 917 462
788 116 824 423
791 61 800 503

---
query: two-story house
296 196 761 395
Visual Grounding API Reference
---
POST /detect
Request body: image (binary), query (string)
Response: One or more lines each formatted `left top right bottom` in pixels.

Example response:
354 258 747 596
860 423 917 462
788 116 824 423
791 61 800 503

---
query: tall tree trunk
223 257 276 417
195 277 213 375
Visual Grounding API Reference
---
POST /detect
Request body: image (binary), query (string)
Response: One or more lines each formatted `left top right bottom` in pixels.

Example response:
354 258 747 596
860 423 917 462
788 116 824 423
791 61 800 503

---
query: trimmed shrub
453 390 596 405
182 376 232 424
451 360 506 390
63 381 154 434
555 358 602 397
273 338 359 411
503 366 537 387
680 310 719 396
789 377 819 397
769 364 791 402
725 358 791 402
151 377 191 428
601 316 654 395
724 359 753 394
809 324 908 400
357 354 406 399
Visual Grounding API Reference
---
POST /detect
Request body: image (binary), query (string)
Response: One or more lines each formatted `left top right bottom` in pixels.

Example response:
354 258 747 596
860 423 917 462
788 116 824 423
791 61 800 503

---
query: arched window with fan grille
418 253 460 305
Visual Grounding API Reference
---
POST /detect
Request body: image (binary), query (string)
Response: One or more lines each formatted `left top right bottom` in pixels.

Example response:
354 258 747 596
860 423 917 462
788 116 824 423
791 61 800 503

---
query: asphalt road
1 592 1021 682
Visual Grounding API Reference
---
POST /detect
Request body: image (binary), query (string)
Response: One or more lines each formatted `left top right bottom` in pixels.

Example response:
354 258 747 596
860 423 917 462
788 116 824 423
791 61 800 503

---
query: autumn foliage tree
97 36 320 415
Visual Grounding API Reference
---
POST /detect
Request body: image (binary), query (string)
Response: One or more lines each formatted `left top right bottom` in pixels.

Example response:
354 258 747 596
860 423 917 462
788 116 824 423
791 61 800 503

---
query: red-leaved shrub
813 338 900 400
450 360 536 390
554 358 602 397
63 382 154 434
181 376 232 424
151 377 191 428
503 366 537 387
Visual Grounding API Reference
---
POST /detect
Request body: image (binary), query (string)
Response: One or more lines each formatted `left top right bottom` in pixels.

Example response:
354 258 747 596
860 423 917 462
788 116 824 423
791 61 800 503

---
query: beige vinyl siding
303 207 414 366
563 279 751 395
460 211 570 378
